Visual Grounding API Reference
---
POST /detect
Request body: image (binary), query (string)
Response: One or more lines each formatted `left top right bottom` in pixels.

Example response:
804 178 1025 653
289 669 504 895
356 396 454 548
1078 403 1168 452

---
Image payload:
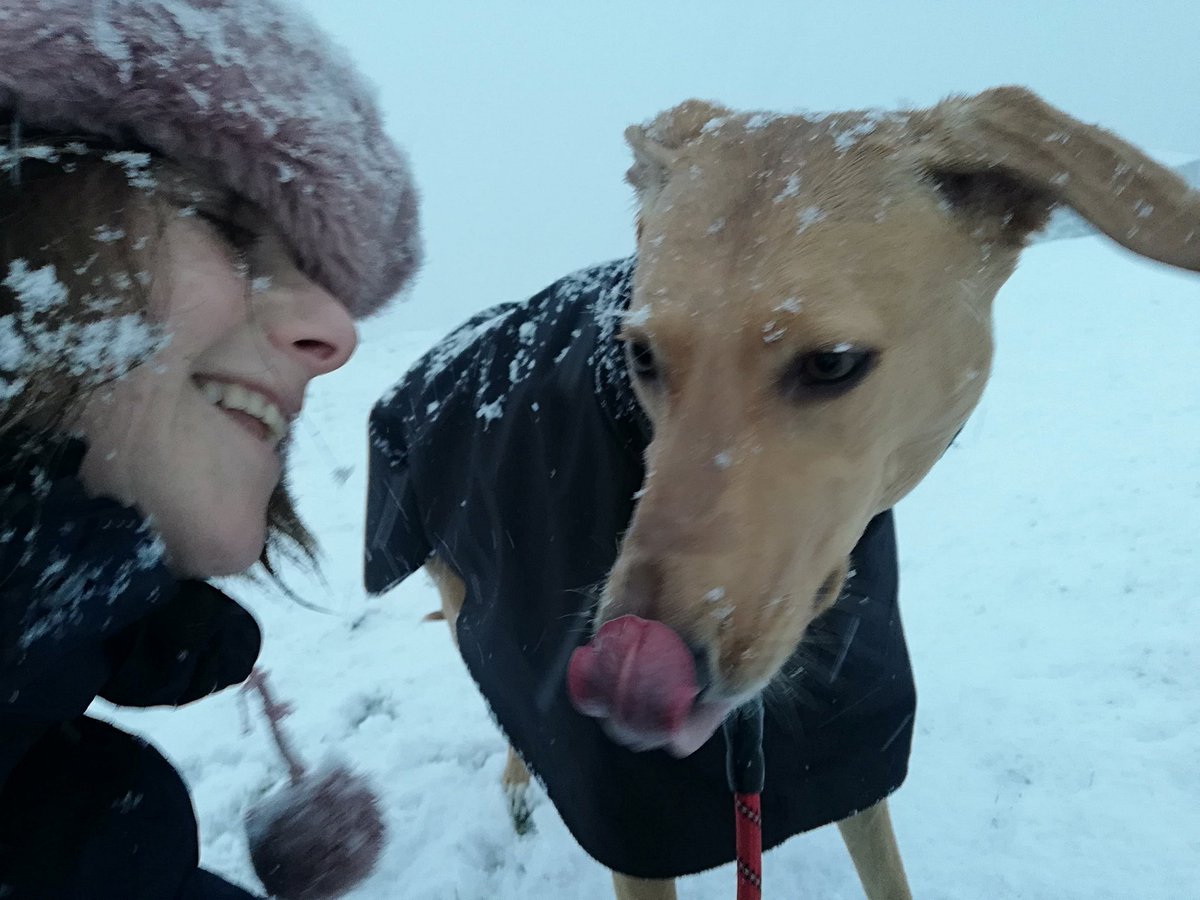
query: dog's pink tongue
567 616 700 749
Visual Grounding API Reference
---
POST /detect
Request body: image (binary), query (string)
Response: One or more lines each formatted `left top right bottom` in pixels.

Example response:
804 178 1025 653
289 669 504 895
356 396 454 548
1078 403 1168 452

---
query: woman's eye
626 339 660 383
785 345 877 397
196 210 260 253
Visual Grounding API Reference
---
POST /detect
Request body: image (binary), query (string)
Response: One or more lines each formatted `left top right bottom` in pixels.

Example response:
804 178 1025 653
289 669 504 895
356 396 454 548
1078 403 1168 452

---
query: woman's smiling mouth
195 378 290 446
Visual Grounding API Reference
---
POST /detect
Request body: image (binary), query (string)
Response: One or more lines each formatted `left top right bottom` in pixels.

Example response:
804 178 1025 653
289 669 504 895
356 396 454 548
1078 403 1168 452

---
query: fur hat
0 0 420 318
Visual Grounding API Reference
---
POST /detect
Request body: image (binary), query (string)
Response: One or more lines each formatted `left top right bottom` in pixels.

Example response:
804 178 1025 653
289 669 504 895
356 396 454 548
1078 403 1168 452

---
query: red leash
733 791 763 899
724 699 765 900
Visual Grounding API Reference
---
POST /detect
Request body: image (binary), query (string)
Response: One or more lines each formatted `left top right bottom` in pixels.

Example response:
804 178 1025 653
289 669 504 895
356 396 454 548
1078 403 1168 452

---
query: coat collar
589 255 651 448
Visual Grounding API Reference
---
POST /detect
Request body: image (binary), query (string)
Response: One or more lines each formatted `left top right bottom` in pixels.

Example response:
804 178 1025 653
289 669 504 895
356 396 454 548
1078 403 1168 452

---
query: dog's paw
504 781 535 836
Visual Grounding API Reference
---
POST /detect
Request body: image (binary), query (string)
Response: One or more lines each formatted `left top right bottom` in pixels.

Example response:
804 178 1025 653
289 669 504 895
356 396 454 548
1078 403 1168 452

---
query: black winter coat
366 258 917 879
0 437 263 899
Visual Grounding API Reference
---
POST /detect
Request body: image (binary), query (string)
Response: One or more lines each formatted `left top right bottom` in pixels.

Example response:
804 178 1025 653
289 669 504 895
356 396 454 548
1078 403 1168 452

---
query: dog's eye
625 339 660 383
784 345 876 397
803 350 866 382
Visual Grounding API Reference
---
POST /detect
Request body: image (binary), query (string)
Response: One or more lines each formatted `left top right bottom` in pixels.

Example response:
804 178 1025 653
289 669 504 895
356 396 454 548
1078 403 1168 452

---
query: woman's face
76 197 357 578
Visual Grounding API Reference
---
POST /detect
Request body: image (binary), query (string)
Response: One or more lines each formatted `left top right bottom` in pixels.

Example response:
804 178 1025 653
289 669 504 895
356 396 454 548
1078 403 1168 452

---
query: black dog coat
365 258 916 879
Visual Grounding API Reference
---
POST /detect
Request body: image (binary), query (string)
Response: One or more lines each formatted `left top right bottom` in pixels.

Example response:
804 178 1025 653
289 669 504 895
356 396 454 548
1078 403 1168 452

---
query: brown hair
0 146 316 566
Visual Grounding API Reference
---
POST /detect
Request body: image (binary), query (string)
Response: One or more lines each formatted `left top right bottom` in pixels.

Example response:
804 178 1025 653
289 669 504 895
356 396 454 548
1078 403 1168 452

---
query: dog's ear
919 86 1200 271
625 99 730 211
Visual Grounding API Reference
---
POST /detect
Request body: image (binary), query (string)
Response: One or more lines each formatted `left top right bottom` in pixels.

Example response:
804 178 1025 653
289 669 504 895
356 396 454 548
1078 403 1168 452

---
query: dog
366 87 1199 899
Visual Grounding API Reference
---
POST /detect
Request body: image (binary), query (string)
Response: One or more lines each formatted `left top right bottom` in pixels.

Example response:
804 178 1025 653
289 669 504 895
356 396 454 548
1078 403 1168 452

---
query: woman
0 1 420 897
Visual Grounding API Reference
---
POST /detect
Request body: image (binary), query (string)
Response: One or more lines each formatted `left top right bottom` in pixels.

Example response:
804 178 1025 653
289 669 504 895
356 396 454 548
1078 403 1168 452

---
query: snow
797 205 827 232
2 260 68 313
774 174 803 204
0 261 163 381
102 150 156 190
85 2 1200 898
829 112 906 155
761 321 787 343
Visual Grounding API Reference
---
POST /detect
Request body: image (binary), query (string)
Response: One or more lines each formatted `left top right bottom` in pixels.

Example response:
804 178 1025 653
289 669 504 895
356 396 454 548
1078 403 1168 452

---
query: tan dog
426 87 1199 899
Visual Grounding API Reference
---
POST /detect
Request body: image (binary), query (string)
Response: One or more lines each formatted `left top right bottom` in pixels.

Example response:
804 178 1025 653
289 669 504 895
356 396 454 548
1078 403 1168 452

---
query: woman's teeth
198 380 288 446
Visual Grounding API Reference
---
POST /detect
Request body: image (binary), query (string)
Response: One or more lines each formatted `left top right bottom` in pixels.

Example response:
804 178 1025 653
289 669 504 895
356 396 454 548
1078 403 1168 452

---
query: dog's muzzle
567 615 734 757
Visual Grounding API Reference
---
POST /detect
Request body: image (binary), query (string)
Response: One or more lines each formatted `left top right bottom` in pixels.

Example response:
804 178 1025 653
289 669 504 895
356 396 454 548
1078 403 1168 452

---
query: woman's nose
262 278 359 377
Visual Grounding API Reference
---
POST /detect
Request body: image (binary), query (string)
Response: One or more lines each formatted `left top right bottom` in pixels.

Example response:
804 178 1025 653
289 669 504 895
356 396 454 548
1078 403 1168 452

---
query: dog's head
570 87 1199 756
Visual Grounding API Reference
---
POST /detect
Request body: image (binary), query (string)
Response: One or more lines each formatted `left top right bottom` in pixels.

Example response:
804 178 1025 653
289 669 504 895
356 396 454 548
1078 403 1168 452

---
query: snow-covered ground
97 232 1199 899
98 2 1198 897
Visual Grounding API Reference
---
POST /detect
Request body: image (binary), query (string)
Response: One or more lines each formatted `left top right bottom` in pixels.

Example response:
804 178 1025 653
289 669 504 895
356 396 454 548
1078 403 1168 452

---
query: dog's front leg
425 557 535 834
502 746 534 835
612 872 678 900
837 798 912 899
